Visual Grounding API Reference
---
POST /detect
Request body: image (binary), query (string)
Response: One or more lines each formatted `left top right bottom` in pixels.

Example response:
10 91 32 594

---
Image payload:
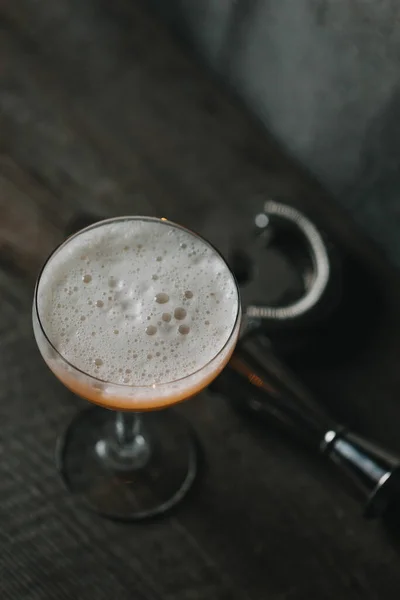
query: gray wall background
148 0 400 265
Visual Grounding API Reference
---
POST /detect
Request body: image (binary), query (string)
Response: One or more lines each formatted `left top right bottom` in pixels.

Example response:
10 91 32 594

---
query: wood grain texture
1 2 400 599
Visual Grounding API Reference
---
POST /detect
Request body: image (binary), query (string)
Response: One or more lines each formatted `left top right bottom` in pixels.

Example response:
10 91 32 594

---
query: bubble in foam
96 300 104 308
178 324 190 335
174 307 187 320
162 312 172 323
82 274 92 284
94 358 103 367
184 290 193 299
155 293 169 304
145 325 157 336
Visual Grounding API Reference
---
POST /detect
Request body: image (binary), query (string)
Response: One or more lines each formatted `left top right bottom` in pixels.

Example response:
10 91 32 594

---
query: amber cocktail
33 216 241 520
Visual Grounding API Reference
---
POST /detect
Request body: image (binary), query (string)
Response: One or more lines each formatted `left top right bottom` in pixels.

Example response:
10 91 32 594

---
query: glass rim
34 215 241 390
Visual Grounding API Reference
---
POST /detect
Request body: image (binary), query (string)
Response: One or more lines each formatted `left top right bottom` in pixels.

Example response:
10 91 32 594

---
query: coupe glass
33 217 241 520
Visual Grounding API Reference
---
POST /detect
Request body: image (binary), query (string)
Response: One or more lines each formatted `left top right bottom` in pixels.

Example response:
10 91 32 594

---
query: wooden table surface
2 1 400 599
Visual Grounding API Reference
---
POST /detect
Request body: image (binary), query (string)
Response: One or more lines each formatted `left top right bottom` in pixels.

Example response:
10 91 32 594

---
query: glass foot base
56 406 198 521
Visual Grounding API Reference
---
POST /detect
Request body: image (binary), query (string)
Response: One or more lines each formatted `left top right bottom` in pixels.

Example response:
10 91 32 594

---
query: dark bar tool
210 332 400 518
230 200 382 366
214 200 400 518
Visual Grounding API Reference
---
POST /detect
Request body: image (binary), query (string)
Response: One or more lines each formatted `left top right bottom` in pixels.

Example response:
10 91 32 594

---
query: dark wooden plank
0 160 62 276
0 1 378 250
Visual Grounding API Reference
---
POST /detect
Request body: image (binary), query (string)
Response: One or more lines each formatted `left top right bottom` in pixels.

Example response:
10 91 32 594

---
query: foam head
35 217 240 407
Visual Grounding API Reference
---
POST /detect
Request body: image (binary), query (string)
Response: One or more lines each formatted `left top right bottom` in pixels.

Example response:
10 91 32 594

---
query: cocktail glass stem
95 411 151 471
